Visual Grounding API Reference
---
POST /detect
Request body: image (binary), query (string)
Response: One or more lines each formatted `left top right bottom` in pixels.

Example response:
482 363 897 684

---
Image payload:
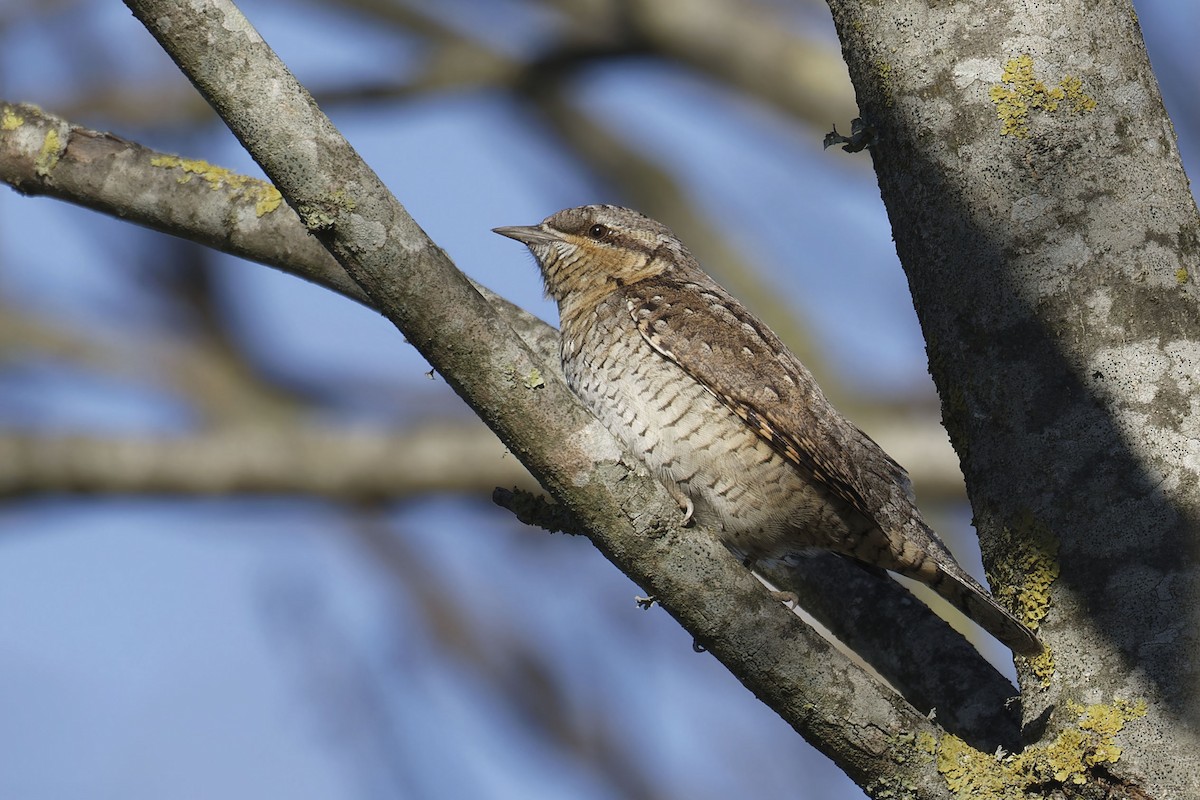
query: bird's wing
622 274 912 526
623 274 1044 656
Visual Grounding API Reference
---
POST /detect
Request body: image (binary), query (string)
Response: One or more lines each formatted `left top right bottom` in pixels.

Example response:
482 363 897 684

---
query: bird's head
494 205 689 315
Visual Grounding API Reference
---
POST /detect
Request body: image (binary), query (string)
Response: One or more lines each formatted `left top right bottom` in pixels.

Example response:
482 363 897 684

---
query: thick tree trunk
828 0 1200 795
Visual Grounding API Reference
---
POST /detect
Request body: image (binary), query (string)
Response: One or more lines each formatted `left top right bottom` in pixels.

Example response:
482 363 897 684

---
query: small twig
491 486 585 535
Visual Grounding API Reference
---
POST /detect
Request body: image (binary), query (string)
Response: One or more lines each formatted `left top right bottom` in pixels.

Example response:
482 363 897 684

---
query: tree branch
109 0 958 792
540 0 857 130
0 424 537 499
0 101 559 363
1 88 1023 794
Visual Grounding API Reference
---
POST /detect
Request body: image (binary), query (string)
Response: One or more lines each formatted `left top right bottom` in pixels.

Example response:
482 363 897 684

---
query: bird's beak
492 224 561 246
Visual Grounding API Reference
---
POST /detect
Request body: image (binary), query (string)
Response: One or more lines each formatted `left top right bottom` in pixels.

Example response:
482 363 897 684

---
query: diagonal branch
115 0 956 790
0 101 557 362
2 97 1019 752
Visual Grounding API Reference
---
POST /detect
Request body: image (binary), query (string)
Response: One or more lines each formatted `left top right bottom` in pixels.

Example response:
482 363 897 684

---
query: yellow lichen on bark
988 55 1096 137
930 699 1147 798
989 514 1060 683
149 155 282 216
35 129 62 176
1 106 25 130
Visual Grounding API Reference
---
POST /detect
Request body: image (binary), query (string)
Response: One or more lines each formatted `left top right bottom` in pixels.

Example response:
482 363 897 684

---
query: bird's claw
665 482 694 526
770 590 800 609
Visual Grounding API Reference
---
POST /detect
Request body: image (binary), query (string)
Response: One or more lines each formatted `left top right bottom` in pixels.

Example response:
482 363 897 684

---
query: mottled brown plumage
495 204 1041 657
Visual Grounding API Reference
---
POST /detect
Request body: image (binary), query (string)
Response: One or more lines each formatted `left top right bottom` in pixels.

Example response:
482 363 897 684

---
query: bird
494 204 1042 657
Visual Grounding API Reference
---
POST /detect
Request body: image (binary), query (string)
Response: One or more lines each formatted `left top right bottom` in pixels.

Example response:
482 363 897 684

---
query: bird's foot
635 595 658 610
770 590 800 609
664 482 694 526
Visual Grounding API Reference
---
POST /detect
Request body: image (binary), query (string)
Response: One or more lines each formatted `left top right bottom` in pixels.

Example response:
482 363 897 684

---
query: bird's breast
559 299 861 561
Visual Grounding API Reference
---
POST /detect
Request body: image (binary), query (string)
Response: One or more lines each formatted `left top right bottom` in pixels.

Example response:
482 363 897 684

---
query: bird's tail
920 559 1043 657
873 518 1043 656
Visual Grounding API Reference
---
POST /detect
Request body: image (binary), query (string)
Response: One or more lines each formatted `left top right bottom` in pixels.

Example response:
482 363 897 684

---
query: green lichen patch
504 363 547 392
875 60 895 107
1038 699 1147 785
865 774 921 800
326 187 357 212
523 367 545 390
1058 75 1097 114
988 54 1096 138
254 189 283 216
930 699 1147 797
35 129 62 176
295 189 359 233
1 106 24 131
988 514 1060 682
1026 646 1056 688
989 514 1059 630
149 155 282 217
936 734 1014 798
1175 267 1189 285
296 202 336 231
917 731 939 758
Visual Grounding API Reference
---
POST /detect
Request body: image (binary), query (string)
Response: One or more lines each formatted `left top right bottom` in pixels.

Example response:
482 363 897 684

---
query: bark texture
828 0 1200 795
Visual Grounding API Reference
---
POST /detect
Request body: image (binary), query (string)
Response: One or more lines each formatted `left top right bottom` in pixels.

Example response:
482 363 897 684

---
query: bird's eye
588 224 610 240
